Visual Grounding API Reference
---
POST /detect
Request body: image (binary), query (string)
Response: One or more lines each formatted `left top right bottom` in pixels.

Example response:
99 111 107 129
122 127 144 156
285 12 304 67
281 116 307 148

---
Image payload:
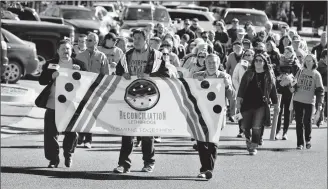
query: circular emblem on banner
124 79 160 111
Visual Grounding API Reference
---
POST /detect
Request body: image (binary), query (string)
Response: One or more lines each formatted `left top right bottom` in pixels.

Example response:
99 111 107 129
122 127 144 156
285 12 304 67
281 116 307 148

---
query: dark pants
78 133 92 143
44 109 78 161
197 141 218 172
318 92 327 123
238 120 243 133
294 101 313 146
118 136 155 169
277 92 292 134
241 106 266 146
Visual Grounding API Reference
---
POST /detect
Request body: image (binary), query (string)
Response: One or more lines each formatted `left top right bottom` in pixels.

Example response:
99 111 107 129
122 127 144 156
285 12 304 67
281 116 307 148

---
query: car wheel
28 55 46 79
3 61 22 84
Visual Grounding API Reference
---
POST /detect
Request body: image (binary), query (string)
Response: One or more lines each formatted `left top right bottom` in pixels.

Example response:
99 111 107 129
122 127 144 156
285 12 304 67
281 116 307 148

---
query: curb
1 84 36 105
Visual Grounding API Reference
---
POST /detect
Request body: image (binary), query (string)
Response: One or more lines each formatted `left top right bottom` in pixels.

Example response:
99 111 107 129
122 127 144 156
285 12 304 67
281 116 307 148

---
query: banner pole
270 94 282 140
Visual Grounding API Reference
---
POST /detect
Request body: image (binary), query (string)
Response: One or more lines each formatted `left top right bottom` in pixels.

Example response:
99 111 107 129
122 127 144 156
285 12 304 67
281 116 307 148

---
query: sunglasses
87 39 93 42
162 53 169 56
244 54 252 57
162 44 171 47
202 36 208 39
198 55 206 58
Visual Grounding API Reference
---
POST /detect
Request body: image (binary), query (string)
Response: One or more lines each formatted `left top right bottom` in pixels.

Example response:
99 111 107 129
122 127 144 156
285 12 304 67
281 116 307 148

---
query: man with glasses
76 32 109 149
114 29 168 174
177 19 195 42
72 34 87 58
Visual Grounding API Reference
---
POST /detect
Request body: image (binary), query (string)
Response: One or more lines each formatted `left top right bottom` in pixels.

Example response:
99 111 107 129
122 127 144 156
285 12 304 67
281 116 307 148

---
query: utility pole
297 3 304 31
289 2 294 27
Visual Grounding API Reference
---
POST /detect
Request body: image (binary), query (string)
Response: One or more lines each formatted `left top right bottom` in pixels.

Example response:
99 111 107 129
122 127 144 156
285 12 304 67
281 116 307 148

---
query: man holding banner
113 29 170 173
193 54 236 180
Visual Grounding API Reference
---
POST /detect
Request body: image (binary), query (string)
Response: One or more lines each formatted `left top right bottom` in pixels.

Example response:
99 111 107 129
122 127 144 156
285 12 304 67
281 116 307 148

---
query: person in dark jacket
113 29 171 174
266 40 281 77
177 19 196 42
38 39 87 168
236 53 279 155
214 21 229 44
278 35 292 54
311 32 327 61
316 49 327 126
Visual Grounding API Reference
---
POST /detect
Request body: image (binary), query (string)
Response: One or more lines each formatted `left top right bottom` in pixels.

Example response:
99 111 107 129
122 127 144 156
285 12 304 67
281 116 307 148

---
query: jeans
44 109 78 161
197 141 218 172
294 101 313 146
277 92 292 134
118 136 155 169
241 106 266 147
318 92 327 123
229 99 236 117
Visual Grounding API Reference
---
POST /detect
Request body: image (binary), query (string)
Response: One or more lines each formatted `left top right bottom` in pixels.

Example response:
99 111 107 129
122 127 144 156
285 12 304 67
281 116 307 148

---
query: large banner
55 68 226 143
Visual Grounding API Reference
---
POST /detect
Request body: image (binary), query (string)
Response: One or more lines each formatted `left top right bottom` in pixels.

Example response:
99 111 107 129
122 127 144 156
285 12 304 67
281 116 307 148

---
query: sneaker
282 133 288 140
197 172 206 178
275 132 281 140
229 116 235 123
154 137 161 143
258 139 263 146
306 142 312 149
249 148 257 155
141 164 154 173
296 145 304 150
135 141 141 147
113 166 130 173
237 132 244 138
84 142 92 149
48 157 60 168
204 170 213 180
65 157 72 168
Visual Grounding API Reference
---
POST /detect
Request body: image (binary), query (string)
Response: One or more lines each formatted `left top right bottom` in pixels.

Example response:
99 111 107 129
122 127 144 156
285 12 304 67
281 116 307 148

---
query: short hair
182 34 190 41
132 29 147 39
57 39 72 49
321 49 327 58
150 37 161 44
205 53 220 64
88 32 99 43
303 54 318 70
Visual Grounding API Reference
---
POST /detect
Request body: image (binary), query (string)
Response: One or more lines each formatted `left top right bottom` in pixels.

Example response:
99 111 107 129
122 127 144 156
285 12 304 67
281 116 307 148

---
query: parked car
177 5 209 12
1 9 19 20
1 19 74 78
92 6 117 32
219 8 269 32
120 4 172 28
93 2 120 20
40 5 107 42
1 32 9 82
1 28 38 83
7 7 40 21
168 9 215 31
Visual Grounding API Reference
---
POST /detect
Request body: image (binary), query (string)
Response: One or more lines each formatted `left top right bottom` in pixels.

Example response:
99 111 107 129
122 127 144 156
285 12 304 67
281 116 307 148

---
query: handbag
35 82 53 109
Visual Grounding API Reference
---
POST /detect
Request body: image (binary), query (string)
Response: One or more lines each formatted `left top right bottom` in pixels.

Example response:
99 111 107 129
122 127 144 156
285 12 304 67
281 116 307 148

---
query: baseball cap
237 28 247 35
192 18 199 22
232 18 239 23
104 32 117 41
242 39 251 45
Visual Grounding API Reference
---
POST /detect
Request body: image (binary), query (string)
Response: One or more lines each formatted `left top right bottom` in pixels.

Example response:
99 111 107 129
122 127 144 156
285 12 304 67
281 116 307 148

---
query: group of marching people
37 16 327 180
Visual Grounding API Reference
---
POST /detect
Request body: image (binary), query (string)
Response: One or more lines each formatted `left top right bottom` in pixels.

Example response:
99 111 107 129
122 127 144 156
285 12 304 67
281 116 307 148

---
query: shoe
154 137 161 143
306 142 312 149
296 145 304 150
48 158 60 168
141 164 154 172
197 172 206 178
249 148 257 155
113 165 130 173
229 116 235 122
275 132 281 140
65 157 72 168
246 140 251 151
135 141 141 147
204 170 213 180
193 143 198 151
237 132 243 138
84 142 92 149
258 139 263 146
282 133 288 140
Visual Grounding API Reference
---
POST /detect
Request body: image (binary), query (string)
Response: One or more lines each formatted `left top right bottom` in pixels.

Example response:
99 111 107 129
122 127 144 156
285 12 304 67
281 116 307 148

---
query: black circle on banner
72 72 81 80
213 105 222 114
207 92 216 101
200 80 210 89
58 95 67 103
65 83 74 92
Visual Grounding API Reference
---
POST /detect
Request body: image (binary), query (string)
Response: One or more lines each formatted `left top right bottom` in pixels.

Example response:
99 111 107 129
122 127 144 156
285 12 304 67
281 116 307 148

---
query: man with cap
292 35 308 53
226 40 244 122
190 18 201 33
236 28 247 43
227 18 239 44
312 32 327 61
177 19 196 42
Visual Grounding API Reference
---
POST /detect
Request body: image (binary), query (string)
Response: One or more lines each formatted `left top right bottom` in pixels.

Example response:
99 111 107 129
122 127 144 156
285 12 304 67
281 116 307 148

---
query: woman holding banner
193 54 236 180
236 53 279 155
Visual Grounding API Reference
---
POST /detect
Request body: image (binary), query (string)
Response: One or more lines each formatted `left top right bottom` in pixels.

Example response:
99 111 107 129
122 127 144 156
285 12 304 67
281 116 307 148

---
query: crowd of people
36 16 327 180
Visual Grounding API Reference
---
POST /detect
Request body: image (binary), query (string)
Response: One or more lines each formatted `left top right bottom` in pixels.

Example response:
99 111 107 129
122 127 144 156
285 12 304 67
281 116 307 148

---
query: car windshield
103 6 114 12
124 7 170 22
62 10 96 20
225 12 268 26
121 24 149 30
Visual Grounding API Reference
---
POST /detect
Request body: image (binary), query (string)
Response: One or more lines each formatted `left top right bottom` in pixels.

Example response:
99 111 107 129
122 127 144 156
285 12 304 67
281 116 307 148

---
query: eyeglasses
87 39 93 42
244 54 252 57
162 53 169 56
184 23 190 25
162 44 171 47
198 55 206 58
255 58 264 63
